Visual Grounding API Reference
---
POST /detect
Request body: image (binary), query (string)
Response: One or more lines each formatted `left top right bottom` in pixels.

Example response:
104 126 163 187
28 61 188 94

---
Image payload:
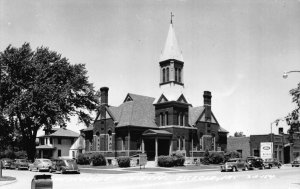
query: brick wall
227 137 250 158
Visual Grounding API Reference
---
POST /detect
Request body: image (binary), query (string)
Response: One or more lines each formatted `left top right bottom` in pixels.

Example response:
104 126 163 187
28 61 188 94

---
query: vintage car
29 158 52 172
246 156 265 170
11 159 30 170
263 158 281 169
220 158 249 172
291 160 300 167
0 158 14 169
50 159 80 174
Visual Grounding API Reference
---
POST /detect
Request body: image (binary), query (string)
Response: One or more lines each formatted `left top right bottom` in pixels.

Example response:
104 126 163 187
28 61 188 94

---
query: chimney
100 87 109 105
278 127 284 135
203 91 212 121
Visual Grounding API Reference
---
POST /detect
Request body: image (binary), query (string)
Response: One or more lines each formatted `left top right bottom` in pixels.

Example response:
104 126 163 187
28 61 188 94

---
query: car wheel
269 165 272 169
244 166 249 171
232 167 237 172
261 166 265 170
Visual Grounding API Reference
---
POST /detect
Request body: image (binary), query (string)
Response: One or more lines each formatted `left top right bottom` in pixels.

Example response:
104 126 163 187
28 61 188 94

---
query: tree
286 83 300 143
233 131 245 137
0 43 99 161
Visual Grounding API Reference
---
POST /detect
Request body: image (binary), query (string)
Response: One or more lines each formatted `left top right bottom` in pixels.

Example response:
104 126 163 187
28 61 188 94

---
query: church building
81 17 228 161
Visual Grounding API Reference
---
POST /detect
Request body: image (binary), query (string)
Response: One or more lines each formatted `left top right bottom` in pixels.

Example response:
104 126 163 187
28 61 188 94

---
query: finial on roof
170 12 174 24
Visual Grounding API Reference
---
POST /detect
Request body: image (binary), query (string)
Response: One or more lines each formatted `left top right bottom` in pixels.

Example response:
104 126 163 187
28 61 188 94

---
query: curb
0 179 17 187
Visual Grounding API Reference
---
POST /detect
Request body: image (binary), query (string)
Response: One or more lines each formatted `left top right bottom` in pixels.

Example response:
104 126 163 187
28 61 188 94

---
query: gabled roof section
160 23 183 62
156 94 169 104
189 106 205 126
49 128 80 138
142 129 173 136
218 126 229 133
108 93 157 128
177 94 188 103
70 135 85 150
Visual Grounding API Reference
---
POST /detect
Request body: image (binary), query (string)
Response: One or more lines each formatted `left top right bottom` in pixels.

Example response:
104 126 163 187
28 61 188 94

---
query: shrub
171 151 185 166
14 151 27 159
4 149 15 159
158 156 174 167
209 152 224 164
202 149 210 165
77 153 90 165
117 156 130 168
224 151 241 162
90 153 106 166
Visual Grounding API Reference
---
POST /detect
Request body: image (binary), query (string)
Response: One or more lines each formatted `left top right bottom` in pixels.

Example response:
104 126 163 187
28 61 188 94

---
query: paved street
1 165 300 189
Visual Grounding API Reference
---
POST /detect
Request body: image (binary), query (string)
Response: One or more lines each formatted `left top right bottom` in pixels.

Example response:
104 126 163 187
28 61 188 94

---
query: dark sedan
263 158 281 169
246 156 265 170
50 159 80 174
292 160 300 167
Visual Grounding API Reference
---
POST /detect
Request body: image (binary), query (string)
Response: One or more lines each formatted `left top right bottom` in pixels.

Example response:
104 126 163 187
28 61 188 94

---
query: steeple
156 13 186 103
160 17 183 62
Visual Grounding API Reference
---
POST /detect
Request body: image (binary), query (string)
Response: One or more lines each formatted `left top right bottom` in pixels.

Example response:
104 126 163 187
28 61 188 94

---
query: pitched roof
189 106 205 126
70 135 85 150
49 128 80 138
36 145 56 149
108 93 157 128
160 23 183 62
142 129 173 136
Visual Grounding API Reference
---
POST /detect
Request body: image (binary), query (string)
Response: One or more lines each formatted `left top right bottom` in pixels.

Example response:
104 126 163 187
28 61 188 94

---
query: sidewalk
0 176 17 186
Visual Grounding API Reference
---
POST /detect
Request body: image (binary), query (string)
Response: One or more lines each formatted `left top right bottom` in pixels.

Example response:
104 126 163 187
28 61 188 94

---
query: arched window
165 112 168 125
178 68 181 83
175 68 178 82
180 113 184 126
166 67 169 82
162 68 166 83
160 113 164 126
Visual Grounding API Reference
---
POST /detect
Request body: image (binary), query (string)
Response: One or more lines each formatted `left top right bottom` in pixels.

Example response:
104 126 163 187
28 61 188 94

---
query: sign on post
260 142 273 160
139 153 147 169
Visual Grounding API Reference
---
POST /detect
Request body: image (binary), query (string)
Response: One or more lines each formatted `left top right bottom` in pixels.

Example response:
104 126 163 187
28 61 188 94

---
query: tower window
165 112 168 125
160 113 165 126
180 113 184 126
175 68 178 82
162 68 166 83
166 67 169 82
178 68 182 83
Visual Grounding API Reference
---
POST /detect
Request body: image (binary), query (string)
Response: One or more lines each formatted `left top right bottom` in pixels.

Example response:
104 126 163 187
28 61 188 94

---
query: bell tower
159 13 184 88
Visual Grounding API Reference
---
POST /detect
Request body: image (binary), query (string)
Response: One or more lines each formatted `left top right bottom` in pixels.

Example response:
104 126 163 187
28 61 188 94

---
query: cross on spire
170 12 174 24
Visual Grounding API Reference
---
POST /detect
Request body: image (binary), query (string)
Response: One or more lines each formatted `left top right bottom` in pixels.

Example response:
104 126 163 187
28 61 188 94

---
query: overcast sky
1 0 300 136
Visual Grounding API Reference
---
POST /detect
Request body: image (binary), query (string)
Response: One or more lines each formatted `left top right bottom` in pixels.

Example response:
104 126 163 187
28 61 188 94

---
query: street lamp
283 71 300 79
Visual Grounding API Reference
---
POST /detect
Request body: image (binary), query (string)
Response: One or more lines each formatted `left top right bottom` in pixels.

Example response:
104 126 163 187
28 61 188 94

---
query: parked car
11 159 30 170
50 159 80 174
263 158 281 169
291 160 300 167
29 158 52 172
246 156 265 170
0 158 14 169
220 158 249 172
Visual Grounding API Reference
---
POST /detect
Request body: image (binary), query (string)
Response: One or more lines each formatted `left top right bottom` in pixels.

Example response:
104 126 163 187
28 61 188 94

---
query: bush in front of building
209 152 224 164
201 149 210 165
158 156 174 167
90 153 107 166
77 153 90 165
117 156 130 167
171 151 185 166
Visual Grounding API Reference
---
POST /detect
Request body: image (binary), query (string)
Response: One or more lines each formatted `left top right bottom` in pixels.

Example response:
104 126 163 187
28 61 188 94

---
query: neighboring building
81 18 228 162
36 126 79 159
69 135 86 159
227 137 250 159
227 133 300 163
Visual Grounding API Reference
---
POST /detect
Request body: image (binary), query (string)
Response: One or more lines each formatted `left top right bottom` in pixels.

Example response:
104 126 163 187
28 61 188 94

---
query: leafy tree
233 132 245 137
285 83 300 143
0 43 99 161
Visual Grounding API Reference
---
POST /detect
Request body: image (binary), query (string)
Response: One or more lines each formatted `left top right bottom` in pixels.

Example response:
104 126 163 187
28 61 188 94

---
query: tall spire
160 14 183 62
170 12 174 24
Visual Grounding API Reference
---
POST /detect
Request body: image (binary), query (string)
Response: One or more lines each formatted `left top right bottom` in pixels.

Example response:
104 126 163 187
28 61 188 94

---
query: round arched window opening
96 132 100 137
108 130 112 136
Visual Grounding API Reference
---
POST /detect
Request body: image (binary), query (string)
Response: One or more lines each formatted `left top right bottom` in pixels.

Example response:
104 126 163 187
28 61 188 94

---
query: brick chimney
100 87 109 105
203 91 212 121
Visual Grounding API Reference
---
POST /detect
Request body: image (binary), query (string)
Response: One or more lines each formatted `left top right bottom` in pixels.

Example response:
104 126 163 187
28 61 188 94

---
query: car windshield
41 159 51 163
19 159 27 163
227 159 237 162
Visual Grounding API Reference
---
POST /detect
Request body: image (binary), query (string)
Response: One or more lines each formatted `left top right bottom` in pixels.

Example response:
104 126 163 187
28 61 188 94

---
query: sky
1 0 300 136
